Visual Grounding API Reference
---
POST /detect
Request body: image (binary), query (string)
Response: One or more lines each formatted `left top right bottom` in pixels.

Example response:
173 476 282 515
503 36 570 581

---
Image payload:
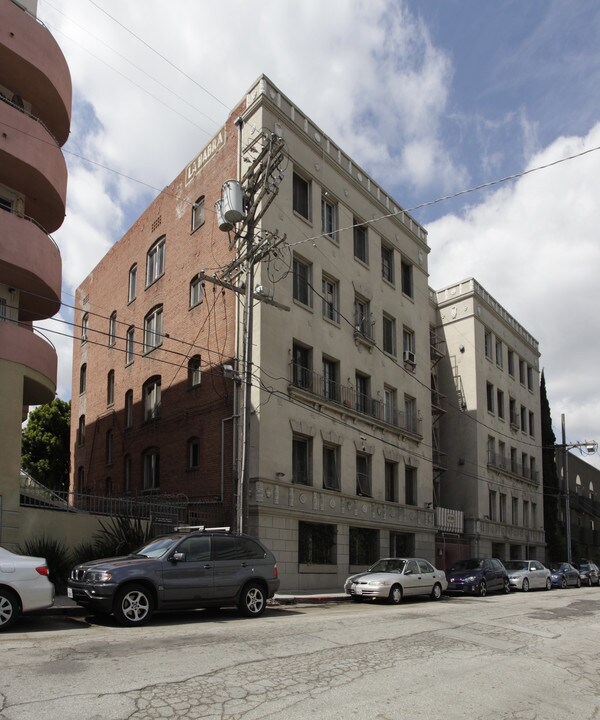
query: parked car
549 562 581 589
504 560 552 591
0 546 54 631
446 558 510 596
344 557 447 604
577 562 600 586
67 526 280 626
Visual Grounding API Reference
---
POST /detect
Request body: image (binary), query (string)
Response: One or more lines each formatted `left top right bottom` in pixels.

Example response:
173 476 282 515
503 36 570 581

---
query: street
1 587 599 720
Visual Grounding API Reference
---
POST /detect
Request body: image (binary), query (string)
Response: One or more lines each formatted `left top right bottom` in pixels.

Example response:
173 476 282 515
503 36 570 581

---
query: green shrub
18 536 71 594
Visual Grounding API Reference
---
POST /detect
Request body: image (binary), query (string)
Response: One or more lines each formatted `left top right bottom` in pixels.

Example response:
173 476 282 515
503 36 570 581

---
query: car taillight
36 566 49 576
273 564 278 578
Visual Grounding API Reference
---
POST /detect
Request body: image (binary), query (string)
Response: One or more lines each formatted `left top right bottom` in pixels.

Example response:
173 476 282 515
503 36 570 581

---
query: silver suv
67 527 280 626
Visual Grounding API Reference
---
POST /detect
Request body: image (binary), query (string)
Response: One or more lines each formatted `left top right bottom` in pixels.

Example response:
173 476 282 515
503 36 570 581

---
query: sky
34 0 600 467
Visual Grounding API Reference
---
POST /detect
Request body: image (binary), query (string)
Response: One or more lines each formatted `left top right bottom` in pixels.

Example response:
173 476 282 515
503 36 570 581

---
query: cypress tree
540 371 564 561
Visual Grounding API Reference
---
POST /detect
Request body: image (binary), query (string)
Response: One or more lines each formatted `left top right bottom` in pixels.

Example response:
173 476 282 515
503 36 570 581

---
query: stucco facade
0 0 71 546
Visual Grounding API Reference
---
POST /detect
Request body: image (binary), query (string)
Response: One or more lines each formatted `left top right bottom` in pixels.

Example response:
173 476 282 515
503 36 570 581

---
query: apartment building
433 279 545 564
563 453 600 563
0 0 71 545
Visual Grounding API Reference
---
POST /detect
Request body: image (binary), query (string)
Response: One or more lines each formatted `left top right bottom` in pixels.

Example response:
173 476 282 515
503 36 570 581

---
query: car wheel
545 577 552 591
576 577 581 588
388 584 403 605
560 576 567 589
113 584 155 626
478 580 487 597
238 582 266 617
431 583 442 601
0 589 19 631
503 578 511 594
522 578 529 592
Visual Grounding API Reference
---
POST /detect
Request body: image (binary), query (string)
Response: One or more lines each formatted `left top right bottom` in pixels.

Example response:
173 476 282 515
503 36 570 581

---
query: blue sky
37 0 600 465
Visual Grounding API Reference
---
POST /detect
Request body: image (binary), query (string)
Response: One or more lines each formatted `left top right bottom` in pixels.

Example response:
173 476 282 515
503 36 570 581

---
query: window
128 264 137 302
381 244 394 284
488 490 497 521
382 314 396 356
81 312 89 342
293 255 312 307
107 369 115 406
527 365 533 391
322 275 339 323
486 382 494 413
497 389 505 420
321 193 337 239
353 220 368 263
498 441 506 468
349 527 378 566
405 466 417 505
484 329 493 360
384 386 397 425
144 305 163 352
188 355 201 388
187 437 199 469
519 359 526 385
143 448 160 490
292 435 312 485
400 260 413 298
190 275 203 308
124 389 133 429
144 376 161 421
522 453 529 479
530 457 537 482
529 411 535 437
146 236 165 286
191 196 205 231
404 395 417 434
77 415 85 446
385 461 398 502
499 493 507 523
509 397 517 427
355 372 370 414
507 349 515 377
487 435 495 464
523 500 530 528
531 502 537 528
106 430 113 465
298 522 335 564
512 496 519 525
322 357 339 402
510 447 518 474
354 296 372 339
292 172 310 220
495 339 503 367
79 363 87 394
126 326 135 365
292 342 312 389
520 405 527 432
108 311 117 346
323 444 340 491
124 455 132 493
402 327 416 365
356 453 371 497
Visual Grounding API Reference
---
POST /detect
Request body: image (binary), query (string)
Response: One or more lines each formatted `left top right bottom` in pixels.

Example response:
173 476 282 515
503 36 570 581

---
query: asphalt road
1 586 599 720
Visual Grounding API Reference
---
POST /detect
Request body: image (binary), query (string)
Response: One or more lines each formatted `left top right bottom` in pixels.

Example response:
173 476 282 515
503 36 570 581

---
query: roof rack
174 525 232 533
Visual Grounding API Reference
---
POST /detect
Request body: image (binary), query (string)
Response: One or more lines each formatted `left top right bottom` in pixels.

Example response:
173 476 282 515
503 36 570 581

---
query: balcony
0 207 61 321
0 320 57 404
0 99 67 232
289 362 422 438
0 0 71 144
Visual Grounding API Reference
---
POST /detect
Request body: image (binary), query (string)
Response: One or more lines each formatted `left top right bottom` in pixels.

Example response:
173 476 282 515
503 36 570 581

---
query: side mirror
170 552 185 563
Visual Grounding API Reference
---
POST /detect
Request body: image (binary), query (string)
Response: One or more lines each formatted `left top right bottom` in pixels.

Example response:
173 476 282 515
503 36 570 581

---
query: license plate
67 587 73 599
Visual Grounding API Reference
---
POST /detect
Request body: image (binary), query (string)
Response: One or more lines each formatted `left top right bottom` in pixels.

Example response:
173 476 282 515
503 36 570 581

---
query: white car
0 546 55 630
504 559 552 591
344 557 448 604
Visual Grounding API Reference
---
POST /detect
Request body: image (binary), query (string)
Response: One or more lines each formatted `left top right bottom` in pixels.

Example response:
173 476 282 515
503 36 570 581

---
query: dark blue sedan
550 562 581 589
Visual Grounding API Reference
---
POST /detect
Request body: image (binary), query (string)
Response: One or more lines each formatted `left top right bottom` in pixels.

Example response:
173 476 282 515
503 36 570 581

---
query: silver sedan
0 546 54 630
504 559 552 591
344 557 448 604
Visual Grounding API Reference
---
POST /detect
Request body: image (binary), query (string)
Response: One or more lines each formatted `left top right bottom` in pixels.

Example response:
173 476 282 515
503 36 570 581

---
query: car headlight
464 575 477 583
87 571 113 583
367 580 390 587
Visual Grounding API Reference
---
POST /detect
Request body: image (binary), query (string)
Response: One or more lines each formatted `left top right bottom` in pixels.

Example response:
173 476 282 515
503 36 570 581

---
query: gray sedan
344 557 447 604
504 560 552 591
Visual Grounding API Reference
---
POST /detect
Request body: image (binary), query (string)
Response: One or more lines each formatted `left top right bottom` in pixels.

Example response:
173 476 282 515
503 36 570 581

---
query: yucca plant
92 515 153 558
18 536 71 594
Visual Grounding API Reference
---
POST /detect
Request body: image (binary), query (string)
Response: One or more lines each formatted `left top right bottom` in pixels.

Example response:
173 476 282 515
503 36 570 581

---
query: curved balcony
0 99 67 233
0 0 71 145
0 208 61 321
0 321 57 405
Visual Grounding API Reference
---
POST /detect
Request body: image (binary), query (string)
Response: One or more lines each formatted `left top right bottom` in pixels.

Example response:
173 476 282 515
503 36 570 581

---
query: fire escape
430 327 447 506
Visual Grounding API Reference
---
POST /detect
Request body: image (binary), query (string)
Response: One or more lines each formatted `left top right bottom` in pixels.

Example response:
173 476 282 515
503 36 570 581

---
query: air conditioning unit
403 350 416 365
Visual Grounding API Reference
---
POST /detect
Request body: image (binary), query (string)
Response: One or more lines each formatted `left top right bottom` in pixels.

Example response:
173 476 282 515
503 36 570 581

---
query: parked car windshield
368 559 407 573
450 559 484 571
504 561 528 571
134 536 180 558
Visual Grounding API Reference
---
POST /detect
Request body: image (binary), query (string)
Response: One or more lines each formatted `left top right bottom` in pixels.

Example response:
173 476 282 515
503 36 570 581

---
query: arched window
77 415 85 445
146 236 165 286
106 429 113 465
187 437 200 469
107 369 115 406
190 275 203 308
124 389 134 429
144 305 163 352
108 311 117 346
79 363 87 394
143 376 161 421
575 475 582 494
191 196 205 231
143 447 160 490
128 264 137 302
590 481 594 499
126 326 135 364
81 312 89 342
188 355 201 388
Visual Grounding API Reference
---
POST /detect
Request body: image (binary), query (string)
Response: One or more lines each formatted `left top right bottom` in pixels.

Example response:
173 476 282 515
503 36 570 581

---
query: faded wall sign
185 127 226 185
